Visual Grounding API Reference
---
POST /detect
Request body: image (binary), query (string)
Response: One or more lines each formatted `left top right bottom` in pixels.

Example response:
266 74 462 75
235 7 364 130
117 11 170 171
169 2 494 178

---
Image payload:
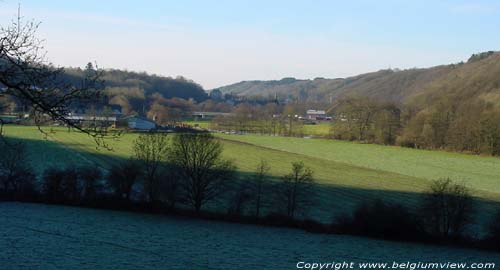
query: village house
306 110 329 121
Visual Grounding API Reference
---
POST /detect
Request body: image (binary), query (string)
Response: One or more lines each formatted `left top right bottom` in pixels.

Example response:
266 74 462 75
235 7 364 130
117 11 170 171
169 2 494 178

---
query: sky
1 0 499 89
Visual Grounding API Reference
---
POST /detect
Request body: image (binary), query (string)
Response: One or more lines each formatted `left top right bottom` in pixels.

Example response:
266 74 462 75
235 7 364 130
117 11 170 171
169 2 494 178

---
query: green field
217 134 500 196
181 120 211 129
302 122 332 137
4 125 500 223
183 120 333 137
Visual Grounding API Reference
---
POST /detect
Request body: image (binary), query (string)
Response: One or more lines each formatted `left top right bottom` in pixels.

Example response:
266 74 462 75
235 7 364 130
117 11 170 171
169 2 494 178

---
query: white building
306 110 327 120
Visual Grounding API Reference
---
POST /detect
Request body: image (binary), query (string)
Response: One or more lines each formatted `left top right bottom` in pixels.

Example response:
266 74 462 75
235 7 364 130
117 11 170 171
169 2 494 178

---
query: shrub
42 166 81 203
106 159 142 201
77 165 103 201
483 210 500 250
419 178 475 239
333 199 422 241
0 140 37 200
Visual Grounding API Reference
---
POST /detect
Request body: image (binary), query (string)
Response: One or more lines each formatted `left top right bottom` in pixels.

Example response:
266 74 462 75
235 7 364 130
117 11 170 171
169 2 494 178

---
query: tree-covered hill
0 65 208 116
215 51 499 105
64 67 208 102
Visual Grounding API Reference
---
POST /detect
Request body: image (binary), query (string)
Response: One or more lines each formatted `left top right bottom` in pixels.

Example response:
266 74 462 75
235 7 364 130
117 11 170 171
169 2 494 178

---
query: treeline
0 133 316 220
66 65 208 102
1 134 500 251
0 63 208 117
199 94 500 156
332 96 500 156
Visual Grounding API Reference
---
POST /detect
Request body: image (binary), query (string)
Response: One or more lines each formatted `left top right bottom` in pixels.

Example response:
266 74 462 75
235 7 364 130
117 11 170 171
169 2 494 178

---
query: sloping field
1 202 498 270
3 126 500 222
217 134 500 196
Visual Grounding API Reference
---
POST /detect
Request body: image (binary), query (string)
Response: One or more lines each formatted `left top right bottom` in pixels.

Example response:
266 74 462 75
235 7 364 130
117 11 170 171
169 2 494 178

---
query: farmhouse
127 116 156 130
306 110 328 120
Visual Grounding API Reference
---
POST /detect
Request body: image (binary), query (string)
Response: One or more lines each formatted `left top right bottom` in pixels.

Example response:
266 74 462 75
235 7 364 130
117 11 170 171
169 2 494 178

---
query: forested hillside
214 52 500 156
216 51 499 105
215 68 453 103
0 65 208 116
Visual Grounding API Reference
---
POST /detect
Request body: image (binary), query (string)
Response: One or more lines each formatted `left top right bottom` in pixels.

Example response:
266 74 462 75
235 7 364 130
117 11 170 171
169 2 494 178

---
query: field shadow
4 135 500 232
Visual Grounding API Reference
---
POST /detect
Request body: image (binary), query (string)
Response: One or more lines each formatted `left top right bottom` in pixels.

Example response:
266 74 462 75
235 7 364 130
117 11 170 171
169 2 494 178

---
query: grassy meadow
302 122 332 137
182 119 333 137
217 134 500 196
4 125 500 223
182 120 212 129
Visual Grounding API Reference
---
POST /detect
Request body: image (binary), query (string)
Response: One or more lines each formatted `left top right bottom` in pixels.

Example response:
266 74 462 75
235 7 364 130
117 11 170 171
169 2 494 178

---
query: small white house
306 110 327 120
127 117 156 130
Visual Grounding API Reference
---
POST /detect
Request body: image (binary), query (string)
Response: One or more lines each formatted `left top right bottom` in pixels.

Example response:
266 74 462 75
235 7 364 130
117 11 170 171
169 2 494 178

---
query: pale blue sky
1 0 499 88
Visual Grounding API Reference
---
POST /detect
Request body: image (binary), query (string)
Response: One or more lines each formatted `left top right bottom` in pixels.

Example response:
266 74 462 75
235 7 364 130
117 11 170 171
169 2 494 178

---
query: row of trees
336 178 486 243
124 132 316 218
191 95 500 157
331 96 401 144
0 133 317 218
331 96 500 156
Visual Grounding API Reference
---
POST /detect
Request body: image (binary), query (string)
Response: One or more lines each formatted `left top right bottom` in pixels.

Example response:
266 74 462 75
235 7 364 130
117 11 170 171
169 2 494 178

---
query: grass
182 119 333 137
3 202 496 269
302 122 331 137
4 125 500 223
217 133 500 197
181 120 211 129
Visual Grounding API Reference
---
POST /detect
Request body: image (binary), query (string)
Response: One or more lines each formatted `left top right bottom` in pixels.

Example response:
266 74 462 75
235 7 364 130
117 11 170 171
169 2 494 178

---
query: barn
127 116 156 130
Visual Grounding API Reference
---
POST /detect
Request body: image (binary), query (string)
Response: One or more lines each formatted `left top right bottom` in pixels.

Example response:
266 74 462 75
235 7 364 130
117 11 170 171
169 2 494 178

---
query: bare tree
275 161 315 219
252 159 271 217
0 10 107 144
133 132 169 204
106 159 142 201
331 96 380 141
170 132 235 213
227 181 252 216
420 178 475 238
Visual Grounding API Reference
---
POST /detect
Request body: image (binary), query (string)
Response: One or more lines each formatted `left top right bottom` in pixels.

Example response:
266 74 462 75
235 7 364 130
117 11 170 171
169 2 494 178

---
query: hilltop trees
170 132 235 212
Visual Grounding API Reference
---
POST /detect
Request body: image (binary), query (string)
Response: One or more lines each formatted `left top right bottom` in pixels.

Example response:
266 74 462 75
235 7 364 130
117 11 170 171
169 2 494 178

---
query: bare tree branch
0 10 117 148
